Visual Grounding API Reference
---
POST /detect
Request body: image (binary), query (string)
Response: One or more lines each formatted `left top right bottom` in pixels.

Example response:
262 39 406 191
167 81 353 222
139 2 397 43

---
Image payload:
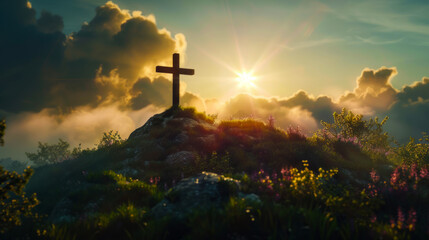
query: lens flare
235 71 256 88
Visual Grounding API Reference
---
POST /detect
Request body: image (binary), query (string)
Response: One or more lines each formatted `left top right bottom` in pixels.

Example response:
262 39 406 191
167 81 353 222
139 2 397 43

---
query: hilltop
3 107 428 239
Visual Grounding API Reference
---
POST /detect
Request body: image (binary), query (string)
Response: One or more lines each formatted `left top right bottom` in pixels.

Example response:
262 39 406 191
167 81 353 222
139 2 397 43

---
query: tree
26 139 72 166
0 120 38 233
0 166 39 233
0 120 5 146
96 130 124 149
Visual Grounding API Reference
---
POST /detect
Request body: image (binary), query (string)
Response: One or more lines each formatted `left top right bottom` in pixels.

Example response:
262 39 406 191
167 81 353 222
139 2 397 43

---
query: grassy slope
13 107 428 239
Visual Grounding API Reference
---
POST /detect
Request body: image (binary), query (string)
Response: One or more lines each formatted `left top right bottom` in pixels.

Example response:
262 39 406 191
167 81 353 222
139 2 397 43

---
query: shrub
26 139 73 166
317 108 391 162
389 133 429 166
194 152 233 174
96 130 124 149
0 166 39 233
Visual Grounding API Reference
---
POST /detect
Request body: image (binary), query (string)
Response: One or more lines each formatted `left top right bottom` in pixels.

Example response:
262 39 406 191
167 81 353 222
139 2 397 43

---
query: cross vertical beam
172 53 180 107
156 53 195 108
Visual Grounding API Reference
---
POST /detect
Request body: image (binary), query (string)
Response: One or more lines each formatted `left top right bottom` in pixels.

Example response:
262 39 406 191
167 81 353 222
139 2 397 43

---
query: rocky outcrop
151 172 260 218
165 151 197 167
127 108 217 164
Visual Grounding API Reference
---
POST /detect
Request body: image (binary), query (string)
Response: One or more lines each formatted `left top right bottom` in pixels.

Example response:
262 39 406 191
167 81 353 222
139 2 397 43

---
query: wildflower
420 167 428 179
390 168 399 187
406 208 417 231
370 214 377 223
397 207 405 229
390 218 395 228
370 169 380 183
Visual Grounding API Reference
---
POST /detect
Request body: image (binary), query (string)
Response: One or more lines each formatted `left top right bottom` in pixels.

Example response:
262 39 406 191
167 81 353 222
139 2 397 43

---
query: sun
235 71 256 88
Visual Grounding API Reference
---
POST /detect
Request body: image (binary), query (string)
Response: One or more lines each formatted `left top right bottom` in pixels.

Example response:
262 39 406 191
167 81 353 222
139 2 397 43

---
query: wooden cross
156 53 195 107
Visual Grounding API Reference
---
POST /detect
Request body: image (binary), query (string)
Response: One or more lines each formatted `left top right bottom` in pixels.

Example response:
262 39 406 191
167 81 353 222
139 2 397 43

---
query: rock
165 151 196 167
197 134 216 148
174 132 189 144
239 193 261 203
151 172 258 218
128 108 217 159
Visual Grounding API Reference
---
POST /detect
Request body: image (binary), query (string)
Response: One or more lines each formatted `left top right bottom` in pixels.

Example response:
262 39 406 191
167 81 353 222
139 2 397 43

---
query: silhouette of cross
156 53 195 107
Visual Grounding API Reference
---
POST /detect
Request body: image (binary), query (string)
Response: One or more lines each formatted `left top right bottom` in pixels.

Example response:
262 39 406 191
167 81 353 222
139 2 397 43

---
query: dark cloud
384 77 429 141
36 11 64 33
0 1 186 113
397 77 429 103
280 91 340 122
130 77 172 109
0 0 66 113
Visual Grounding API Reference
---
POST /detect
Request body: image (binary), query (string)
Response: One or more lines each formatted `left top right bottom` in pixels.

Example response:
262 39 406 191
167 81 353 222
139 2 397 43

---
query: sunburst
235 71 256 88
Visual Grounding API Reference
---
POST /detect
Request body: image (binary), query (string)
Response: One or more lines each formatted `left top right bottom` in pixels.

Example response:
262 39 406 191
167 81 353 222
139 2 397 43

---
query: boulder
165 151 196 167
151 172 259 218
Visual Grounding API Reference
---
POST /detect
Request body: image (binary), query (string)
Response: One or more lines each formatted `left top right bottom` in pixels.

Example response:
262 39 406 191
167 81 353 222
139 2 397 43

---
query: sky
1 0 429 162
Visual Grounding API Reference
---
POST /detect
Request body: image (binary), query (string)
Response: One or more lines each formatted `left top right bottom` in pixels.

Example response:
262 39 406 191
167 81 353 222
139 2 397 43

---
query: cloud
220 93 322 134
0 105 163 161
384 77 429 141
0 1 203 161
216 68 429 142
218 90 340 134
0 1 187 113
339 67 398 114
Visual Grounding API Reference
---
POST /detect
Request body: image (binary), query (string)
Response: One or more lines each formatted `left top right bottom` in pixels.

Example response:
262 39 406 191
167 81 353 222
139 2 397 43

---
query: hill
3 107 429 239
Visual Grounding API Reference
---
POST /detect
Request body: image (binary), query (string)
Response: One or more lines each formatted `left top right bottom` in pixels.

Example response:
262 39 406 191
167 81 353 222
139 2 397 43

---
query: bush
0 166 39 233
26 139 74 166
96 130 124 149
317 108 391 162
389 133 429 166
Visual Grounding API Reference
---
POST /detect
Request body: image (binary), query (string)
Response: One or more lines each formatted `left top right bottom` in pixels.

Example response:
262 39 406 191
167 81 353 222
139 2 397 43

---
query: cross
156 53 195 107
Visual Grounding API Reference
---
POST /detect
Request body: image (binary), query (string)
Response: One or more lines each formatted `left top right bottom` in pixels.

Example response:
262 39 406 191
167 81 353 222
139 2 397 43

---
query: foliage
286 126 307 141
252 161 381 222
388 133 429 166
26 130 125 166
0 166 39 233
26 139 75 166
194 152 233 175
5 108 429 239
319 108 390 155
365 164 429 238
176 107 216 124
96 130 124 149
68 171 163 216
0 120 5 146
218 119 266 133
162 106 216 124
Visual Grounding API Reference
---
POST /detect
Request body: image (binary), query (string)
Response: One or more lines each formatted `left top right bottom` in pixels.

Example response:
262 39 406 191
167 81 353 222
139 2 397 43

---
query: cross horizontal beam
156 66 194 75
